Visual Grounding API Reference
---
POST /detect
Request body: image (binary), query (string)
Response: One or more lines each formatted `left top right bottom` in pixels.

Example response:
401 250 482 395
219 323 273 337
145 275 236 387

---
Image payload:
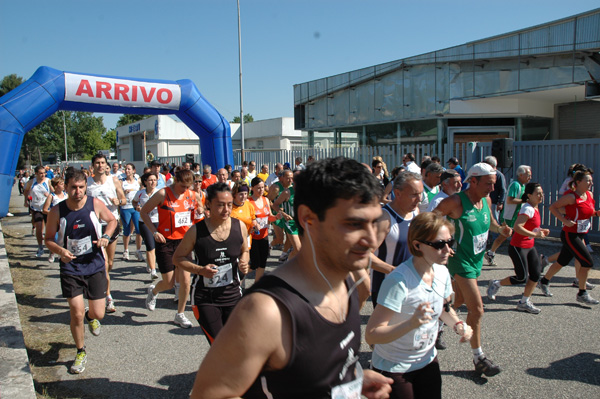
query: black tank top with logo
190 219 244 306
243 275 363 399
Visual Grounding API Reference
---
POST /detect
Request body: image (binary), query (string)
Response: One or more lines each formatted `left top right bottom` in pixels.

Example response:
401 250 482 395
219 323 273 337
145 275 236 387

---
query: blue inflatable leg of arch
0 66 234 217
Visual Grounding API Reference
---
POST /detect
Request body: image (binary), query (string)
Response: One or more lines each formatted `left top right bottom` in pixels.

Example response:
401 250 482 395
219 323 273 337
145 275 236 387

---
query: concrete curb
0 221 37 398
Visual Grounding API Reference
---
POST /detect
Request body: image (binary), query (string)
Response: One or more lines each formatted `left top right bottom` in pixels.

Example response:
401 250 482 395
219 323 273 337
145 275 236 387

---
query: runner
173 182 249 344
249 177 280 282
141 169 197 328
86 154 126 313
486 183 550 313
120 163 143 262
133 172 160 280
366 212 472 399
269 170 301 261
231 181 259 250
189 157 392 399
434 162 511 377
371 171 422 308
538 169 600 304
485 165 531 266
44 169 117 374
24 165 54 258
42 177 68 263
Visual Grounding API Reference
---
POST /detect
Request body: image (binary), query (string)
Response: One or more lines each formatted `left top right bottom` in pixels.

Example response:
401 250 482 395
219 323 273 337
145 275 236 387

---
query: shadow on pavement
527 352 600 385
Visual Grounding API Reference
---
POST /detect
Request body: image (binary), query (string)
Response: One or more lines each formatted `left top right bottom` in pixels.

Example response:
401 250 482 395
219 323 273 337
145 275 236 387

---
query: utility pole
237 0 245 164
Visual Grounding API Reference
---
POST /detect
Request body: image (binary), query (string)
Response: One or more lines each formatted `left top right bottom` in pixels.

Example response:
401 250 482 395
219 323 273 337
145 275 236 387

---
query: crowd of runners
15 151 599 398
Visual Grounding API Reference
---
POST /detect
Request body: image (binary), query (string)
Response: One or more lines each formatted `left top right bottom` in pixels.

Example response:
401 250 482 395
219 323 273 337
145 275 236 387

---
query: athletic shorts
155 238 191 274
102 224 121 244
282 219 299 235
60 270 107 299
250 237 270 270
31 210 46 224
448 262 481 280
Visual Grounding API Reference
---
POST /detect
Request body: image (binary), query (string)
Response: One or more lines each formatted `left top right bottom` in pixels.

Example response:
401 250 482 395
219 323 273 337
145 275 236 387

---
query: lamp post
237 0 245 164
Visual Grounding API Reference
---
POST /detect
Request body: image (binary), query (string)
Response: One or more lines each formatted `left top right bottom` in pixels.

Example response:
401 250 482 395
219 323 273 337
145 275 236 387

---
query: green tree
103 129 117 151
231 113 254 124
0 73 24 96
117 114 148 127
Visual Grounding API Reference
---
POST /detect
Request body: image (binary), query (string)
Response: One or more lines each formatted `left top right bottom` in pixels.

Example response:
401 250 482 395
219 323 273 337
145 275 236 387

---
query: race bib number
577 219 591 233
67 236 93 257
413 324 436 351
174 211 192 228
473 232 488 255
257 217 268 230
331 363 363 399
203 263 233 288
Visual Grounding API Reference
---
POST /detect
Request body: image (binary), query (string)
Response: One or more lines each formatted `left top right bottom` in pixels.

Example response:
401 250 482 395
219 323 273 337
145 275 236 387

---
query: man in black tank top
190 158 393 399
45 169 117 374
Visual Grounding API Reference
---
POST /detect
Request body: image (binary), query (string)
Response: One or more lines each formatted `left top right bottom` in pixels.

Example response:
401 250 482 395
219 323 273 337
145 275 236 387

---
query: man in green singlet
434 162 512 377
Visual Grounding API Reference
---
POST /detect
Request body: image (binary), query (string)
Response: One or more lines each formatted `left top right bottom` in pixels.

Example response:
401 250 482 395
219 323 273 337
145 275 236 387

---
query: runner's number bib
577 219 591 233
203 263 233 288
175 211 192 228
67 236 93 256
473 232 488 255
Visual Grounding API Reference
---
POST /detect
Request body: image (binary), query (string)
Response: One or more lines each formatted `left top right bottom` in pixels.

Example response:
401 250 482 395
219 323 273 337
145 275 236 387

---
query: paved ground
3 184 600 398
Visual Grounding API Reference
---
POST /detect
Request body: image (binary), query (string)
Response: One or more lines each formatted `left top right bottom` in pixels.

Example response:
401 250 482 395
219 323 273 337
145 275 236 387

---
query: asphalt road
4 184 600 398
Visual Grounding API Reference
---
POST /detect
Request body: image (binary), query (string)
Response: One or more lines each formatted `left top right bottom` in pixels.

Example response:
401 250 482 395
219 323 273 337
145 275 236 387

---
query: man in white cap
434 162 512 377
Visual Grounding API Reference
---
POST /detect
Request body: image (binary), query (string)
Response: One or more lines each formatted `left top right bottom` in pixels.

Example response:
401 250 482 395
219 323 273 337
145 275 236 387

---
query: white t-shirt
121 179 141 209
426 190 450 212
133 188 159 223
372 258 452 373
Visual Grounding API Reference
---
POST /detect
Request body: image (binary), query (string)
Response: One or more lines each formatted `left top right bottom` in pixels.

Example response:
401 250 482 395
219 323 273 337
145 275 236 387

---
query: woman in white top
42 176 68 263
366 212 472 399
120 163 143 261
133 172 160 280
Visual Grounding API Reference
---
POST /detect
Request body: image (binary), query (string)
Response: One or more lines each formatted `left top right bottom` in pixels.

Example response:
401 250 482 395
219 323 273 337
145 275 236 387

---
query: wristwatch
101 234 110 240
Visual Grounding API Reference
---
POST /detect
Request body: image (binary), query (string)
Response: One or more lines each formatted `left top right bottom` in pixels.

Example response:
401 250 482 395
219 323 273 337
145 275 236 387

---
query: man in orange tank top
140 169 202 328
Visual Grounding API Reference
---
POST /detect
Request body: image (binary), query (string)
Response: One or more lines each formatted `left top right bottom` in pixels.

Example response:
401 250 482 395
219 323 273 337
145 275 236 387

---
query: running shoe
70 350 87 374
474 356 501 377
516 300 541 314
6 212 14 217
487 280 500 300
537 281 553 297
146 285 157 311
173 283 180 302
35 247 44 258
434 330 447 350
150 269 159 280
576 292 600 305
106 298 116 313
484 250 496 266
136 250 144 262
572 279 596 290
174 312 193 328
278 248 292 263
48 253 55 263
88 318 101 336
539 254 549 272
123 249 129 261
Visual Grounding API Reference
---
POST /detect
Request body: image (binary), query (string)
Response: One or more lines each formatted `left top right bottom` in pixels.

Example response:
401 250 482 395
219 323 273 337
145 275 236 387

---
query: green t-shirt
501 180 525 226
447 191 491 278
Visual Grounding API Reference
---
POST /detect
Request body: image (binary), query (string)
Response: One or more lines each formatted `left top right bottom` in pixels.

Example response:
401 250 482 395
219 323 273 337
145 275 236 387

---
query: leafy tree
117 114 148 127
231 113 254 124
103 129 117 151
0 74 24 96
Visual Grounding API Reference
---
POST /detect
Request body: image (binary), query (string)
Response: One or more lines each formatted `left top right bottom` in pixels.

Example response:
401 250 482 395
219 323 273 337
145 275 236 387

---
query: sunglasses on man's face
194 181 202 184
419 239 455 250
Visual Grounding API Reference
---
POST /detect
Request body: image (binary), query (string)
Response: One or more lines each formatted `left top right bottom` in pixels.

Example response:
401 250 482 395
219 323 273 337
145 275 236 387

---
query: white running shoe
516 300 541 314
150 269 159 280
35 247 44 258
136 250 144 262
487 280 500 300
174 313 192 328
106 298 116 313
48 253 55 263
146 285 157 311
577 292 599 305
123 249 129 260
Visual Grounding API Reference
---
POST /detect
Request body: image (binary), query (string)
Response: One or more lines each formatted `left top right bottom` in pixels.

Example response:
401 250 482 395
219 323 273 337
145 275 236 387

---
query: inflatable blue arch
0 66 234 217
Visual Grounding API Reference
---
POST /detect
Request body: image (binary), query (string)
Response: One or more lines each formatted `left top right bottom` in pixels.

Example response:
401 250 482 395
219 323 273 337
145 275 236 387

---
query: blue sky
1 1 598 130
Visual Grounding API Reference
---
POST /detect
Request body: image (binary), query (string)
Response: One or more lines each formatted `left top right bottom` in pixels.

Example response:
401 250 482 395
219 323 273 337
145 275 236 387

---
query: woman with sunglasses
366 212 472 399
486 183 549 313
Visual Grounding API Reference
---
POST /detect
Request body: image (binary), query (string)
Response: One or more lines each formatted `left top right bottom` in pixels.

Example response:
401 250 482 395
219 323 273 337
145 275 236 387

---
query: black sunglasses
194 180 202 183
420 239 455 250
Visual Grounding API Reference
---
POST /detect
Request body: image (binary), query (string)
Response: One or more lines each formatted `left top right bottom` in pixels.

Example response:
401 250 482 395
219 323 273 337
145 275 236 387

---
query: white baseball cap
466 162 496 180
